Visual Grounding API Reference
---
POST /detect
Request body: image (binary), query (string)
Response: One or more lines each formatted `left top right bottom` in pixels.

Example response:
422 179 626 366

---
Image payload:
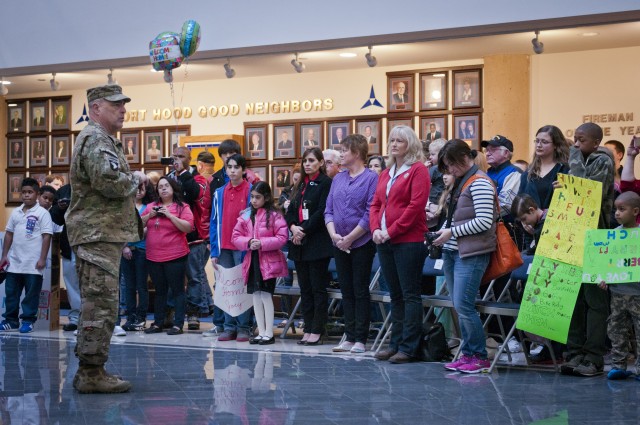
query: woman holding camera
433 139 497 374
370 125 430 363
142 176 194 335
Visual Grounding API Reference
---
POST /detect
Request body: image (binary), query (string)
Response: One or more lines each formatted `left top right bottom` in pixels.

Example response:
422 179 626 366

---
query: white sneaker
113 326 127 337
203 326 219 338
504 337 522 353
73 329 78 336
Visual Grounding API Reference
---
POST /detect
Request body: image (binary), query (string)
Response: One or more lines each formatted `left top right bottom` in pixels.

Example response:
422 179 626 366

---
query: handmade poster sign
582 228 640 284
517 256 582 343
535 174 601 267
213 264 252 316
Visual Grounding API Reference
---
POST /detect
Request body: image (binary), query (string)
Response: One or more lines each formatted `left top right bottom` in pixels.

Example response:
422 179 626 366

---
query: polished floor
2 321 640 425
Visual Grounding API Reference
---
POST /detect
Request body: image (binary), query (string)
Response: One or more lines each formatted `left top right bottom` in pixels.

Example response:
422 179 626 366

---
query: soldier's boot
73 364 132 394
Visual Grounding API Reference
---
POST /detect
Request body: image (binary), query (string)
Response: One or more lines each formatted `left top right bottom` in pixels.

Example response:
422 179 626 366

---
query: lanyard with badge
298 175 318 222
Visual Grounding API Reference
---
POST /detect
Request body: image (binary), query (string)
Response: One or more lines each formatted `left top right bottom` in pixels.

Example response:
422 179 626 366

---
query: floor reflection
1 334 640 424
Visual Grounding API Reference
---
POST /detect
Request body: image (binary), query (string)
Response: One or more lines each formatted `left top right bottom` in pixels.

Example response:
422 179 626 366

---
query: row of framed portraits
243 112 483 159
7 126 191 169
6 97 72 134
237 162 296 199
387 67 482 113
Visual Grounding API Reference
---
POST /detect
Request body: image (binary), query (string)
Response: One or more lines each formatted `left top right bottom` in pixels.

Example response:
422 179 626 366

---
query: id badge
302 209 309 220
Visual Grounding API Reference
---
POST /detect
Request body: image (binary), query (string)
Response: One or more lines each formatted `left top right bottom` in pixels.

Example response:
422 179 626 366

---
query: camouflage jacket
66 120 142 246
568 146 615 229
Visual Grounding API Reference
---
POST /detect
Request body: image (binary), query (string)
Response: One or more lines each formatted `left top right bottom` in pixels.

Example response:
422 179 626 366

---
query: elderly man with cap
481 135 522 217
66 85 147 393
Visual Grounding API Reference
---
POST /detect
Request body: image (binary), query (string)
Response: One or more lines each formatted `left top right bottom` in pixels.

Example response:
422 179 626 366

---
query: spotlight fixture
50 72 59 91
291 53 305 73
107 68 118 85
224 58 236 79
365 46 377 67
531 31 544 54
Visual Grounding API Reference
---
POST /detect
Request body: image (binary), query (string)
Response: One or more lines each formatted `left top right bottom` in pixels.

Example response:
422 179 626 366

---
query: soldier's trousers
73 242 122 366
608 292 640 371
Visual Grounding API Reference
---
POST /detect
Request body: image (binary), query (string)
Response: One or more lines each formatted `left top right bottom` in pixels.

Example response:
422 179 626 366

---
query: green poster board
582 228 640 284
517 256 582 343
535 174 601 267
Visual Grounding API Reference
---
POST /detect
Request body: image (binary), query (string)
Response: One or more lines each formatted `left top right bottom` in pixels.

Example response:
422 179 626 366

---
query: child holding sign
598 191 640 380
232 182 289 345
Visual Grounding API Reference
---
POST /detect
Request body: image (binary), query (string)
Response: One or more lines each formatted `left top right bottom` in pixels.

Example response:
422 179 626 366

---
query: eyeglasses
533 139 552 145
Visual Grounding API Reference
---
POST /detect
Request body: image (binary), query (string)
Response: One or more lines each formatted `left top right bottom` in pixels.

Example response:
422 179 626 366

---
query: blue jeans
217 249 252 334
186 242 212 314
120 247 149 322
442 249 490 358
377 241 427 357
3 272 43 325
62 252 81 325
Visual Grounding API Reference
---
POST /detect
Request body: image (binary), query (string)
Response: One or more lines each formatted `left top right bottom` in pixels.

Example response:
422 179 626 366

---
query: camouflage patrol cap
86 84 131 104
197 151 215 164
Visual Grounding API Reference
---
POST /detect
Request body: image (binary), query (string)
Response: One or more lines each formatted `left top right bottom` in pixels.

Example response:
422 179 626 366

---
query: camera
424 232 442 260
160 156 175 166
153 206 165 217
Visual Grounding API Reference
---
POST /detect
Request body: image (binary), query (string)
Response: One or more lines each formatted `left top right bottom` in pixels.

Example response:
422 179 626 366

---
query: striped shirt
443 178 495 251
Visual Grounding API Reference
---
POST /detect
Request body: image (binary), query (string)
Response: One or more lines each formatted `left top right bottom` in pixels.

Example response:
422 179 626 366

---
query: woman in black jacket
286 147 333 345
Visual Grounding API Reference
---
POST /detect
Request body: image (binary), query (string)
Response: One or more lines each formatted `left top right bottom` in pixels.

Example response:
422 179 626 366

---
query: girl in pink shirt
232 182 288 345
142 177 194 335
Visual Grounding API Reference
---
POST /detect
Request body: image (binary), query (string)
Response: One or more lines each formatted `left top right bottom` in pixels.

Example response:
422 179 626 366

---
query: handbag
457 174 523 285
419 322 450 362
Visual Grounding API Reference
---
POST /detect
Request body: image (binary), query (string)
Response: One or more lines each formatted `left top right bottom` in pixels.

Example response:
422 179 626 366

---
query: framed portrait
143 166 168 177
169 127 190 151
271 164 294 198
300 123 322 151
387 75 413 112
328 121 350 146
420 116 447 142
144 131 164 163
30 136 48 167
8 103 26 133
51 98 71 130
453 114 481 148
245 127 267 160
388 117 414 132
7 137 26 168
7 172 26 204
52 135 71 166
30 172 47 188
30 101 48 132
250 165 268 185
453 69 482 109
356 119 382 154
274 125 295 159
121 131 141 164
420 72 447 111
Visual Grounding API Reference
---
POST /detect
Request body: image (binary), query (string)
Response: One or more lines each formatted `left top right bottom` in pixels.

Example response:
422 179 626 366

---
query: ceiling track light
532 30 544 54
365 46 377 67
50 72 59 91
107 68 118 85
224 58 236 79
291 53 305 73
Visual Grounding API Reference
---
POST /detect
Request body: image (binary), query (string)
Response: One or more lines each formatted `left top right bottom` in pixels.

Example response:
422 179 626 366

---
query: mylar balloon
149 32 184 74
180 20 201 58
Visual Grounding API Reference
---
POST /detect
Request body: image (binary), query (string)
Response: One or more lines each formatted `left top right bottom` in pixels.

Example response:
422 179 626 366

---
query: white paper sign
213 264 253 316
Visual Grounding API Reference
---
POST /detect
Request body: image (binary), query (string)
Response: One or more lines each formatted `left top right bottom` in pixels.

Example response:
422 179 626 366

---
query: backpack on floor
419 322 450 362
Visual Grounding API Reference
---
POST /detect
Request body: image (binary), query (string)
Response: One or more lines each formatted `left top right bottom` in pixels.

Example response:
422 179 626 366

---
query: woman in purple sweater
325 134 379 354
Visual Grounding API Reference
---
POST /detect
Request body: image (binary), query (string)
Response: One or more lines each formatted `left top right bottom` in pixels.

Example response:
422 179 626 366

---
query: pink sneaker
457 355 491 374
444 354 473 371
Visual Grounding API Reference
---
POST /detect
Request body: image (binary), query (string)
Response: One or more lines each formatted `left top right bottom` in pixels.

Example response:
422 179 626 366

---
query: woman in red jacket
370 125 430 363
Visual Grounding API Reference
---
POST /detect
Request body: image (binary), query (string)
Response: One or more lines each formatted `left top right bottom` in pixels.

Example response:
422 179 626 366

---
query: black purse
419 322 450 362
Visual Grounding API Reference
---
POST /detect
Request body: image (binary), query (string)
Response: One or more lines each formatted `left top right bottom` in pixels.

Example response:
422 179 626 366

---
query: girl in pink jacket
232 182 289 345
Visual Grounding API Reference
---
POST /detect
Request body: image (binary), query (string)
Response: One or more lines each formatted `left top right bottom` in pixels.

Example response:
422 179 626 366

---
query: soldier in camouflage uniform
65 85 147 393
562 122 615 377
